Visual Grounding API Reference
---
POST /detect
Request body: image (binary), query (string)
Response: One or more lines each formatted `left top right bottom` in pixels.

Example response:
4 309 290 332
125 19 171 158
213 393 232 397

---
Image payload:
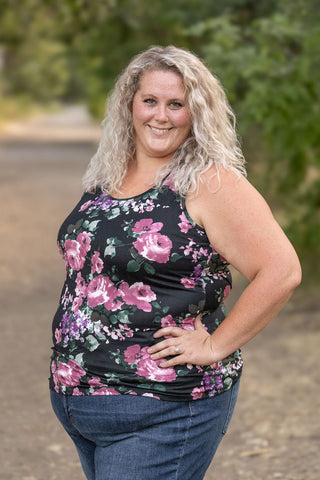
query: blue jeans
50 382 239 480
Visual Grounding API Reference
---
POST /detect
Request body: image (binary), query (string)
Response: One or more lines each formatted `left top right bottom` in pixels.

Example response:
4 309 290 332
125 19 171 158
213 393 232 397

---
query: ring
174 345 180 354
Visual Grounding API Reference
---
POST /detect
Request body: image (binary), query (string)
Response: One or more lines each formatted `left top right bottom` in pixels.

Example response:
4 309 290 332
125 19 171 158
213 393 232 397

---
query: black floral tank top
49 177 243 401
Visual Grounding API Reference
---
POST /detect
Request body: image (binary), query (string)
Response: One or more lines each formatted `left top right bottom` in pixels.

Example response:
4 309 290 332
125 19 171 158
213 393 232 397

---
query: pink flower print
91 251 104 274
119 282 156 312
191 386 205 400
181 277 196 289
75 273 87 297
136 347 177 382
162 176 175 190
79 200 94 211
104 295 123 312
142 393 160 399
87 275 118 308
51 362 59 392
178 212 192 233
124 344 142 364
181 239 196 256
64 239 86 270
109 323 132 341
88 377 104 388
91 387 120 395
122 324 133 338
54 359 86 388
160 315 176 339
133 232 172 263
181 317 195 331
111 324 134 341
72 295 83 313
77 232 91 254
192 248 207 263
54 328 62 343
160 315 175 328
73 388 84 396
132 219 163 234
223 284 231 301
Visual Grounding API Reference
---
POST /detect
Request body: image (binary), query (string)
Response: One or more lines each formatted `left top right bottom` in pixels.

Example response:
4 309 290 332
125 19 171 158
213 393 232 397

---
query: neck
129 156 170 177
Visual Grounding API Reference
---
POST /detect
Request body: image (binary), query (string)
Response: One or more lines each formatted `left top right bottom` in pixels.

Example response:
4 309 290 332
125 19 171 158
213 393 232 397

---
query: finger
159 354 185 368
150 344 182 361
153 326 184 339
147 338 173 354
148 337 182 355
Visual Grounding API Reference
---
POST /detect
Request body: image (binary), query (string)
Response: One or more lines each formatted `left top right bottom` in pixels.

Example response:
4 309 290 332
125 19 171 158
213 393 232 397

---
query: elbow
282 258 302 295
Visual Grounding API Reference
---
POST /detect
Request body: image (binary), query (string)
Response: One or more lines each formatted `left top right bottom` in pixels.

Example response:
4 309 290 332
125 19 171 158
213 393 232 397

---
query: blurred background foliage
0 0 319 286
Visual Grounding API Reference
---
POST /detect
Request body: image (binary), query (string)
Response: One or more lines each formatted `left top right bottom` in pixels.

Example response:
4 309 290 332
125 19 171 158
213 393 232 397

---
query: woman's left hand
147 315 216 368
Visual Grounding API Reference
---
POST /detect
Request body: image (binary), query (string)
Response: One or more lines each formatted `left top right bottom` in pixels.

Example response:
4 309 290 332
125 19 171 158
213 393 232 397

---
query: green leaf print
144 263 156 275
74 353 84 365
223 377 233 388
109 314 118 324
84 335 100 351
104 245 116 258
95 331 107 341
147 190 160 200
151 301 162 310
127 260 141 272
138 383 152 390
170 252 183 262
153 384 166 392
107 207 120 219
104 237 123 258
88 220 100 232
117 311 130 323
177 369 191 377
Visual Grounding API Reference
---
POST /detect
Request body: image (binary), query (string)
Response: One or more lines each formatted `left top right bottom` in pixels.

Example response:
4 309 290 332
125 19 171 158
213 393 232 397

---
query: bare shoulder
187 166 272 229
199 166 267 206
186 166 296 280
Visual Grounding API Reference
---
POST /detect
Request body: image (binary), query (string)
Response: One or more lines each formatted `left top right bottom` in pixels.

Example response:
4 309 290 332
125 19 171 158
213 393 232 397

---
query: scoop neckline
107 174 171 201
107 184 158 201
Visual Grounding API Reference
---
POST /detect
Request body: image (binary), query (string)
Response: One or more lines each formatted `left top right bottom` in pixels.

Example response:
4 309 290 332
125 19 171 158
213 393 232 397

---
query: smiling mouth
148 126 172 135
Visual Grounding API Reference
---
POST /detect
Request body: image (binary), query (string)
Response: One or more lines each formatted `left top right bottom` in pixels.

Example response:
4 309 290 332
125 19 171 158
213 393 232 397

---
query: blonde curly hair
83 45 246 196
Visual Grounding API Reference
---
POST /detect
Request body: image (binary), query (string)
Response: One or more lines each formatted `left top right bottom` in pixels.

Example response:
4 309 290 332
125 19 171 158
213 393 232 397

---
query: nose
154 104 168 122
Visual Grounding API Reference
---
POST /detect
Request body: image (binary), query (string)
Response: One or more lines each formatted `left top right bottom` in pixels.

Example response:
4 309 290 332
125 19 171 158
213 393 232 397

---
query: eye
170 101 183 109
144 98 156 105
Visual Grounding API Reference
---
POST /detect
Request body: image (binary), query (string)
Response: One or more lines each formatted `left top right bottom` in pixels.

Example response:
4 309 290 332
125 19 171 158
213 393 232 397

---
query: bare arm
148 169 302 367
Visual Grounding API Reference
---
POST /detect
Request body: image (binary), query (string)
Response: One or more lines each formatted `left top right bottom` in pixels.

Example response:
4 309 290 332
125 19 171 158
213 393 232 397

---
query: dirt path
0 107 319 480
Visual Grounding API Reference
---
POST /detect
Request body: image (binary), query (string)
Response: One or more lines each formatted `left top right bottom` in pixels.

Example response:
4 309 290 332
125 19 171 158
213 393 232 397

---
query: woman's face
132 70 191 163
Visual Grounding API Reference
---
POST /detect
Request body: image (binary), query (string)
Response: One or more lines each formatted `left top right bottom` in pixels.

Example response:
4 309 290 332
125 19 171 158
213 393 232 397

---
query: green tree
186 0 320 278
0 0 70 101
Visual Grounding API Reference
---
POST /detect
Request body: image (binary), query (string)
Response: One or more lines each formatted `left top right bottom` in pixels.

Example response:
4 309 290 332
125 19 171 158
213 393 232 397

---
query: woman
49 46 301 480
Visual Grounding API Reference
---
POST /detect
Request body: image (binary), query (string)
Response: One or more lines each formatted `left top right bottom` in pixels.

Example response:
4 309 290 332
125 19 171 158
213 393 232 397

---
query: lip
148 125 173 136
